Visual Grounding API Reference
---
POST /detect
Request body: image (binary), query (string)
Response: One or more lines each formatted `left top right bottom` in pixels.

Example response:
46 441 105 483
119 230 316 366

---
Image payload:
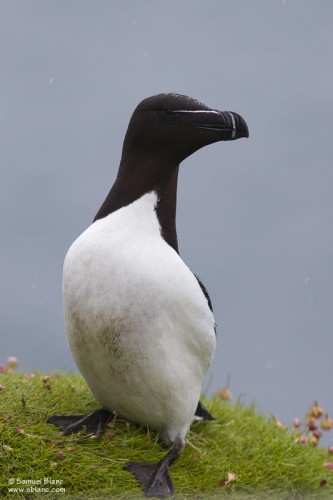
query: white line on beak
228 112 236 139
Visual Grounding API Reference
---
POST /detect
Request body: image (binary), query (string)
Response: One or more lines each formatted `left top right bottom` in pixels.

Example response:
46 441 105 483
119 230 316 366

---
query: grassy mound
0 371 332 498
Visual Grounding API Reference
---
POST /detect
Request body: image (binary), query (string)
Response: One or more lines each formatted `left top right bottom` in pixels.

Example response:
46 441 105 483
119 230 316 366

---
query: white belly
63 191 216 442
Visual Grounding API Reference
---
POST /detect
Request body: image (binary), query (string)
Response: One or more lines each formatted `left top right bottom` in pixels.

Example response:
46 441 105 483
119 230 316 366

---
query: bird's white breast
63 191 216 442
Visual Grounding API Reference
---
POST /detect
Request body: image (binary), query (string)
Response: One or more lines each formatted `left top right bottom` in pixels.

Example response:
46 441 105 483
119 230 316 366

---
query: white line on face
172 110 221 115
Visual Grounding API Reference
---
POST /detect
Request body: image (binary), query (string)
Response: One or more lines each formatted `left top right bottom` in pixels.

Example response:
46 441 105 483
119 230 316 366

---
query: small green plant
1 358 333 498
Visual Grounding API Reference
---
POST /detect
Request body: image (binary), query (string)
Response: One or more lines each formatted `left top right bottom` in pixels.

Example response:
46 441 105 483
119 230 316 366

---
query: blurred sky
1 1 332 438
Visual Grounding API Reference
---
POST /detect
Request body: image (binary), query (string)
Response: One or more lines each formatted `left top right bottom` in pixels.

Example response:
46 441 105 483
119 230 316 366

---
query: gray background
1 1 332 438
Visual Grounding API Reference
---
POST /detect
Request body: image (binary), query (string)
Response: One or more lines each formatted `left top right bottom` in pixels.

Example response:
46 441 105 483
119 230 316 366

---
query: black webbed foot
124 437 183 498
46 408 114 437
195 400 215 421
125 460 174 498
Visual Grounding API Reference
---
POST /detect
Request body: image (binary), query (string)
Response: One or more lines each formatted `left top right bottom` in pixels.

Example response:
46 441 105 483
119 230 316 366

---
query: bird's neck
94 159 180 253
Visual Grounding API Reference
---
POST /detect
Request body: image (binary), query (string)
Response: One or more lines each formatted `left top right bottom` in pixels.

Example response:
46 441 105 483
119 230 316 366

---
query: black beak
192 111 249 141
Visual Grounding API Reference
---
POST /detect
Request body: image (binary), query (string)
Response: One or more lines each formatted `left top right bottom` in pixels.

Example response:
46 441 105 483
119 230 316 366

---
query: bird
47 93 249 497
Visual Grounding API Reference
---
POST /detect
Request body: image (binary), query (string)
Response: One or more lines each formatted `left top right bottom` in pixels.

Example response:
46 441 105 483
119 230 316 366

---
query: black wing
195 274 213 312
195 274 216 335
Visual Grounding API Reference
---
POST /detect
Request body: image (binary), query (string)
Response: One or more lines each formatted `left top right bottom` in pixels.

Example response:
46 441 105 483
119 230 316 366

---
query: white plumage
63 191 216 444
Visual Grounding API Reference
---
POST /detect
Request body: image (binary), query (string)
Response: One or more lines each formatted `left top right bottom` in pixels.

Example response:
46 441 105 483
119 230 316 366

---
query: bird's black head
121 93 249 165
94 93 249 248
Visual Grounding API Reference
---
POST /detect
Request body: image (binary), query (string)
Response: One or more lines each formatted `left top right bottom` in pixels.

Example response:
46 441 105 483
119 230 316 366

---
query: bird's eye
164 109 175 116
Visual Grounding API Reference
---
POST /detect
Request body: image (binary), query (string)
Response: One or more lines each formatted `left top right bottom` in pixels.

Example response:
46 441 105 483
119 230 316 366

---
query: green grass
0 371 332 498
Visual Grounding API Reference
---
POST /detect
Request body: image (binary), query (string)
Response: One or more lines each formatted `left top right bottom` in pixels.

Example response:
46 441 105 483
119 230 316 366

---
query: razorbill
47 93 248 497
